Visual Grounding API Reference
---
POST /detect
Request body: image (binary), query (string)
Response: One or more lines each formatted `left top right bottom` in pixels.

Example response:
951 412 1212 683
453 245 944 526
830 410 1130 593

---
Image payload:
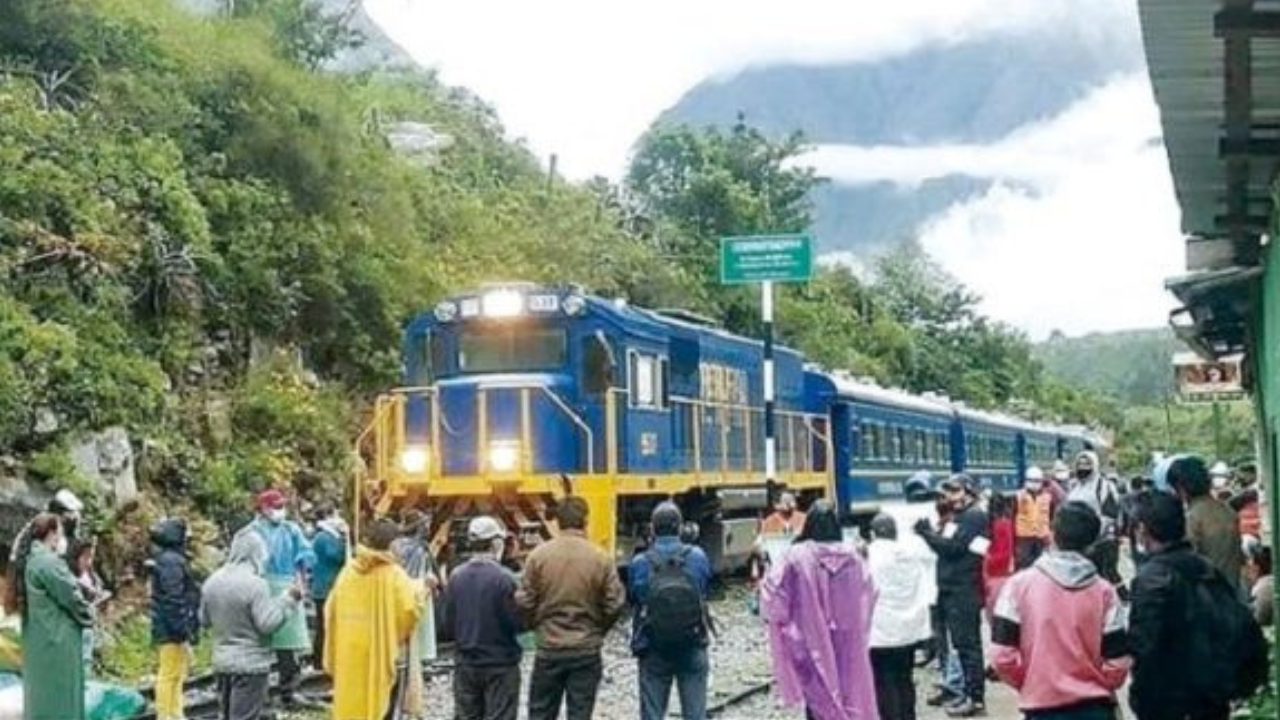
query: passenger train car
357 283 1107 569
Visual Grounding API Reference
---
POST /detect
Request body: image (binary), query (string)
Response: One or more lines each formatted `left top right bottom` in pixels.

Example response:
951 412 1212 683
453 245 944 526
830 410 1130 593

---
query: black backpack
1177 561 1270 704
642 547 706 652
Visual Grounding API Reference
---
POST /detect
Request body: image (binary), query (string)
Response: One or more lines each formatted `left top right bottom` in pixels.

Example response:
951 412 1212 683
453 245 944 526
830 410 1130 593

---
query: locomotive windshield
456 325 567 374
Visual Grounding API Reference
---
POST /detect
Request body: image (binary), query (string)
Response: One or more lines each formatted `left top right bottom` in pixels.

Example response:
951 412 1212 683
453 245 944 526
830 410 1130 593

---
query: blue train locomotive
358 283 1106 569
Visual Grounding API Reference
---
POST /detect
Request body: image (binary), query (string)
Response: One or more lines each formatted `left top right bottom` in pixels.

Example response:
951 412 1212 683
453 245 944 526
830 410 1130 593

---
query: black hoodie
150 518 200 645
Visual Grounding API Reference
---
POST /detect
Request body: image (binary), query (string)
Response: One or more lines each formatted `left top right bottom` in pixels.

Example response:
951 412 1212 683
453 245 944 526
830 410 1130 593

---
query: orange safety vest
760 510 806 537
1015 490 1052 540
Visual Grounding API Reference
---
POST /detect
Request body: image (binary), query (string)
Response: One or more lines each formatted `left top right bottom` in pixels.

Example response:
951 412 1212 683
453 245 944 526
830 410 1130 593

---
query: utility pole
763 280 776 487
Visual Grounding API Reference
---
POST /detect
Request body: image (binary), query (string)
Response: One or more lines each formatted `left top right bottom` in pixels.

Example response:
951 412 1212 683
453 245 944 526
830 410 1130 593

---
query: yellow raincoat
323 547 421 720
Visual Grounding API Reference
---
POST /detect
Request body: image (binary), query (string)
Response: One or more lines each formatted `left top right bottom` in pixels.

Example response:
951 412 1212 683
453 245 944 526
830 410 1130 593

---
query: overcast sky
366 0 1182 338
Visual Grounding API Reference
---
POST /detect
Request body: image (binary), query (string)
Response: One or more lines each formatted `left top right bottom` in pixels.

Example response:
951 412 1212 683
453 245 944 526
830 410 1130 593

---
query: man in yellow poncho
324 519 421 720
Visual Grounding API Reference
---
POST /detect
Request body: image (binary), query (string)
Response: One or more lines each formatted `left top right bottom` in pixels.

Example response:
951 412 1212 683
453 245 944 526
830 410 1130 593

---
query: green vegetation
1035 328 1181 405
0 0 1128 577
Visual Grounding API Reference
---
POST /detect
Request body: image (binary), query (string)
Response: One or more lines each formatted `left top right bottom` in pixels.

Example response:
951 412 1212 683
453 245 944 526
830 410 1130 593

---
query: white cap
1210 461 1230 477
54 489 84 514
1025 466 1044 482
467 516 507 542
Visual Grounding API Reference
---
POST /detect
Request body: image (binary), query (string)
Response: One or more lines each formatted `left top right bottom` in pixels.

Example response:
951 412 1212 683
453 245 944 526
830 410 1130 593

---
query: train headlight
562 294 586 316
399 446 429 474
434 301 458 322
488 440 520 473
482 289 523 318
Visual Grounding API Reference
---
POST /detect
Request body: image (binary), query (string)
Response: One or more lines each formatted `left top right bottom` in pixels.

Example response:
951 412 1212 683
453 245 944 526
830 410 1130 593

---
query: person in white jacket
867 513 937 720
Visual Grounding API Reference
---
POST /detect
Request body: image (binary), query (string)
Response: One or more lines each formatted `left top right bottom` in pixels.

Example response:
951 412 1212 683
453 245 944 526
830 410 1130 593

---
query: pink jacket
992 550 1130 712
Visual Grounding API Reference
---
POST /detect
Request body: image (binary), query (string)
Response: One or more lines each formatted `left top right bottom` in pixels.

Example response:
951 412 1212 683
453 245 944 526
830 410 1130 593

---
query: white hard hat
1210 461 1230 478
467 516 507 542
54 489 84 514
1025 466 1044 482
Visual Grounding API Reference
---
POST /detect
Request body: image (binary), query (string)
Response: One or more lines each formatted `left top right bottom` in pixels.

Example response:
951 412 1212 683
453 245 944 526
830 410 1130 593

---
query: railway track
705 679 772 717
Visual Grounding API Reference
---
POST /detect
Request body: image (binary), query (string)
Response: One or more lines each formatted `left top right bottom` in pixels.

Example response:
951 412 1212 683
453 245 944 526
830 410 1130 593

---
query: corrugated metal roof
1138 0 1279 240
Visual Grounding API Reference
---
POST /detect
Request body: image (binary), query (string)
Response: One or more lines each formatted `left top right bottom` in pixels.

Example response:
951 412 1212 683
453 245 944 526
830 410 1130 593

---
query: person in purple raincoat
761 500 879 720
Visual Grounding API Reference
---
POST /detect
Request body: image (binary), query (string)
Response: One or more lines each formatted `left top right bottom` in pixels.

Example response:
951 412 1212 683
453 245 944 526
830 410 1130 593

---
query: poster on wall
1174 352 1245 402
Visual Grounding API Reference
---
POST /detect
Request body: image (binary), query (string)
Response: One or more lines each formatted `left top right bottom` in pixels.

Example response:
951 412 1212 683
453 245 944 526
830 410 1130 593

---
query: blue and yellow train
357 283 1107 569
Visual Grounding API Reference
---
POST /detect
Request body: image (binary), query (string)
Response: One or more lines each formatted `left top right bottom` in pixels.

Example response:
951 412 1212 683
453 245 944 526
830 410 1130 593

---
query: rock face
68 427 138 507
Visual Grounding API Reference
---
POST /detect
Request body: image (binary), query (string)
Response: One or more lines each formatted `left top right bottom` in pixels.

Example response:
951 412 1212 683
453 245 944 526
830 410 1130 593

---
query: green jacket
23 543 93 720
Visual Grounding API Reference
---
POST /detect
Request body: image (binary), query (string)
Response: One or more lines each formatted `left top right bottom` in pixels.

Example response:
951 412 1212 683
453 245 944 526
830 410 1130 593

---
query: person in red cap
241 488 317 710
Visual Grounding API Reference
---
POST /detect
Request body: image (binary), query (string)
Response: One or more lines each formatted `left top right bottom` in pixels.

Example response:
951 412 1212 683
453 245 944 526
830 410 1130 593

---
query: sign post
720 234 814 488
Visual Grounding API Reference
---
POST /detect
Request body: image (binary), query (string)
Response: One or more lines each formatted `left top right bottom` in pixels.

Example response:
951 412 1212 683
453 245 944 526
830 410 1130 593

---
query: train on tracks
356 283 1107 569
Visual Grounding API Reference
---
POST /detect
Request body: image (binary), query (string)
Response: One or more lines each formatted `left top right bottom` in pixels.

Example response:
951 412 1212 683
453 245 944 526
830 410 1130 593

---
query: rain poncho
246 518 314 651
324 547 421 720
762 541 878 720
23 543 94 720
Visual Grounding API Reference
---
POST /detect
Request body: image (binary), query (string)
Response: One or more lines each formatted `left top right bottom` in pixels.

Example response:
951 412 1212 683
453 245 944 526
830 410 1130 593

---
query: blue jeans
639 647 709 720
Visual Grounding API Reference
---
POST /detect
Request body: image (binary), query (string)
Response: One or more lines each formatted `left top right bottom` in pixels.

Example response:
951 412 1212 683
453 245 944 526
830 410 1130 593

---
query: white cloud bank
806 74 1183 338
365 0 1135 180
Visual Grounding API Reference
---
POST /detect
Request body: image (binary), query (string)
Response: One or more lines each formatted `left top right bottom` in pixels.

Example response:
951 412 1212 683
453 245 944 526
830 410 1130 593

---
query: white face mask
51 535 68 556
491 538 506 562
267 508 287 523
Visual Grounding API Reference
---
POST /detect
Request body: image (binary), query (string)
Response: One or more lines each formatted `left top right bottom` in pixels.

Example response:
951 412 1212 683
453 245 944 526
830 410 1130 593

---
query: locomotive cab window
628 351 666 409
582 332 614 399
457 325 567 374
409 331 439 386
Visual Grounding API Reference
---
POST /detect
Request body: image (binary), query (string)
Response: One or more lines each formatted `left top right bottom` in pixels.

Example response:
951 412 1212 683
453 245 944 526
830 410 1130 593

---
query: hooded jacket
1066 452 1120 532
150 518 201 645
200 531 299 674
762 541 878 720
324 547 421 720
918 497 989 597
867 536 936 649
992 550 1129 711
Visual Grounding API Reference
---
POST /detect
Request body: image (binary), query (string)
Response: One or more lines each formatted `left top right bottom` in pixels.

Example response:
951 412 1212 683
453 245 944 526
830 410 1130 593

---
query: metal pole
1212 399 1225 459
763 280 776 486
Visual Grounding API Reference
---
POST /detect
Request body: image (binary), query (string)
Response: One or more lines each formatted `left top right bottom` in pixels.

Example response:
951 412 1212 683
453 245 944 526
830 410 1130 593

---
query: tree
625 117 822 329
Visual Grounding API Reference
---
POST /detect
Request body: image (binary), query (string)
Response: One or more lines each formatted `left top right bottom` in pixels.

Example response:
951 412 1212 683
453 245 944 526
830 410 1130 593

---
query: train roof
817 372 956 416
953 404 1031 432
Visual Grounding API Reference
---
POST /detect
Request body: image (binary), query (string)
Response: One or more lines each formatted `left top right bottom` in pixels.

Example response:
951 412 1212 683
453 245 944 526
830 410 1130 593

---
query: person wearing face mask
1066 452 1122 587
22 513 94 720
5 489 84 616
151 517 202 720
915 475 990 718
201 531 303 720
443 516 525 720
1014 467 1053 570
245 489 317 710
761 492 806 536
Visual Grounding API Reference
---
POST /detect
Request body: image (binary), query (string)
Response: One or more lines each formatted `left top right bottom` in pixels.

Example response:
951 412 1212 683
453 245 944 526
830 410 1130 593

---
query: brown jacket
1186 495 1245 590
516 531 626 656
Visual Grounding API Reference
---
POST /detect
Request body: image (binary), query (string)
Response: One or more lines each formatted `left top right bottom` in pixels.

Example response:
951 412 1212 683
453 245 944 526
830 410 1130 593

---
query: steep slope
1035 328 1183 405
660 23 1145 254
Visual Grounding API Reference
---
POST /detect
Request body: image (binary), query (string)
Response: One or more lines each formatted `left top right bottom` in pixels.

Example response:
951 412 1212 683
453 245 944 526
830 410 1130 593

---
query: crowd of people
0 449 1273 720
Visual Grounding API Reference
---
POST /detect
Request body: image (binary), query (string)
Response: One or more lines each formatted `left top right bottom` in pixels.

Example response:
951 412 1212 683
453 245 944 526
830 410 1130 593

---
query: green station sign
719 234 814 284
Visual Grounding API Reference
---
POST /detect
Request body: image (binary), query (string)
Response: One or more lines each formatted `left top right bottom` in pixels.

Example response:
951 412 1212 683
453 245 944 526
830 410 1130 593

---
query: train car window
409 332 434 386
582 333 614 399
857 422 869 459
629 352 664 409
893 427 905 462
916 430 927 464
659 358 670 408
670 337 699 395
458 326 566 373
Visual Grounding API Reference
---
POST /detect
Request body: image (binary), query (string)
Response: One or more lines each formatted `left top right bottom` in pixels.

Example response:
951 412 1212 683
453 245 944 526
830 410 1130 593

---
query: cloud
798 74 1160 188
810 73 1183 337
365 0 1137 180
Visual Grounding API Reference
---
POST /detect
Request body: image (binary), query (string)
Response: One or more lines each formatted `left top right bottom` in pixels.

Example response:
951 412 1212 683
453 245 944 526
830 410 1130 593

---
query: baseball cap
1025 466 1044 482
467 515 507 542
257 489 287 510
